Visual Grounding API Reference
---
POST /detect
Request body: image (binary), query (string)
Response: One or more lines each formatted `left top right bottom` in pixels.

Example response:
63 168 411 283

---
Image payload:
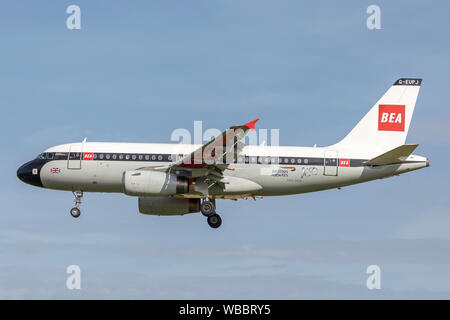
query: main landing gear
201 198 222 229
70 190 83 218
207 213 222 229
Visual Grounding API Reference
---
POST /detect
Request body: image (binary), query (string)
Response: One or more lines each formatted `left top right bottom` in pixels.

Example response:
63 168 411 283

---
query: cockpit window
46 153 54 159
38 153 46 159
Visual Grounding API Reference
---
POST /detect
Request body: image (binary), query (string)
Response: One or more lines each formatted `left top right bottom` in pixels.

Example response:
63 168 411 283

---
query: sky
1 0 449 299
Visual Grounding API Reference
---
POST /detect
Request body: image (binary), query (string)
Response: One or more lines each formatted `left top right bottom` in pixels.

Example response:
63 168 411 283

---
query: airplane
17 78 429 229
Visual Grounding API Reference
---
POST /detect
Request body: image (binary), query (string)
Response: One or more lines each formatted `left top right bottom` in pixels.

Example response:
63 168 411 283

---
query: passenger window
69 153 80 160
47 153 54 159
138 155 143 160
145 155 150 160
112 154 117 160
125 154 130 160
158 155 163 161
297 158 302 164
119 154 124 160
99 154 104 159
106 154 111 160
151 155 156 160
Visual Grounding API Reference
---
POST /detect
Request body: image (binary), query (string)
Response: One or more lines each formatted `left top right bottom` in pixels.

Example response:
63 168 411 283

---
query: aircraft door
324 150 338 176
68 143 82 169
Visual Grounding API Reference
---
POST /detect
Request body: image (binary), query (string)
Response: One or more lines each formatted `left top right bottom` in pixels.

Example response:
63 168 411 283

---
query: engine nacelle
138 197 200 216
123 170 189 197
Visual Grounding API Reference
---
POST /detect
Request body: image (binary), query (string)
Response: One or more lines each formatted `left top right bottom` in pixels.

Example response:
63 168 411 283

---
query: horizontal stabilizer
366 144 419 166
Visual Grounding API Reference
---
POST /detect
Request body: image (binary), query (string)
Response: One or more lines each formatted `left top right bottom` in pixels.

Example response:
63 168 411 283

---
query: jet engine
123 170 189 197
138 197 200 215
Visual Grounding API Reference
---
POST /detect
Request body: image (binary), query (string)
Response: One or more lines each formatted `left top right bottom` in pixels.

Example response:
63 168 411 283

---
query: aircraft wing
134 119 259 196
366 144 419 166
171 118 259 174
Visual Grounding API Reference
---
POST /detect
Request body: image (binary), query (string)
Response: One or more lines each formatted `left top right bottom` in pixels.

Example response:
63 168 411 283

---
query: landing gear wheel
201 199 215 216
70 207 81 218
70 190 83 218
207 213 222 229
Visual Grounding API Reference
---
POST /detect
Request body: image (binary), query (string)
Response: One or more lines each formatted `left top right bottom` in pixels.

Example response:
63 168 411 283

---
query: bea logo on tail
378 104 405 132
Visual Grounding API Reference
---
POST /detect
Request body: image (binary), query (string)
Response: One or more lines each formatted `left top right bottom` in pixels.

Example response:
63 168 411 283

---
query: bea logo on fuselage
339 159 350 167
83 152 93 160
378 104 405 132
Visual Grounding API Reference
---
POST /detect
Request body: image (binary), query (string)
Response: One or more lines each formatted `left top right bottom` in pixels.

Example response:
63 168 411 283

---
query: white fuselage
37 141 428 198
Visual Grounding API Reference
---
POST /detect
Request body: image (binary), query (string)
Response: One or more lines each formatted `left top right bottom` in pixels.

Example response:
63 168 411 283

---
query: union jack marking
51 168 61 173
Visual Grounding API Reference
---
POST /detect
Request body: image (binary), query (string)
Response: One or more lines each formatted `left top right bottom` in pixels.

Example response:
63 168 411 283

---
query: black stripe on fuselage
45 152 368 167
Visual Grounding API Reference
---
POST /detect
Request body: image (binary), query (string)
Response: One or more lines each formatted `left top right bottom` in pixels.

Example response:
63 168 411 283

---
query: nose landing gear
201 198 222 229
70 190 83 218
70 207 81 218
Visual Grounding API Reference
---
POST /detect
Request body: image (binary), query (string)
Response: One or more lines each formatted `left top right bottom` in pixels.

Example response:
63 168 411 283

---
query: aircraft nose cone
17 160 43 187
17 165 26 181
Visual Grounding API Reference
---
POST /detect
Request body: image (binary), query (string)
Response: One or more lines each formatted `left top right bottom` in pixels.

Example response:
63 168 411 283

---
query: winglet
243 118 260 131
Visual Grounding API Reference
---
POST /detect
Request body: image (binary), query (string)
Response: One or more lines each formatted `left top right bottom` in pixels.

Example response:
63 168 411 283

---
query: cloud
1 266 449 299
18 125 88 150
396 207 450 240
0 228 118 247
408 118 450 146
2 225 450 299
2 226 450 266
